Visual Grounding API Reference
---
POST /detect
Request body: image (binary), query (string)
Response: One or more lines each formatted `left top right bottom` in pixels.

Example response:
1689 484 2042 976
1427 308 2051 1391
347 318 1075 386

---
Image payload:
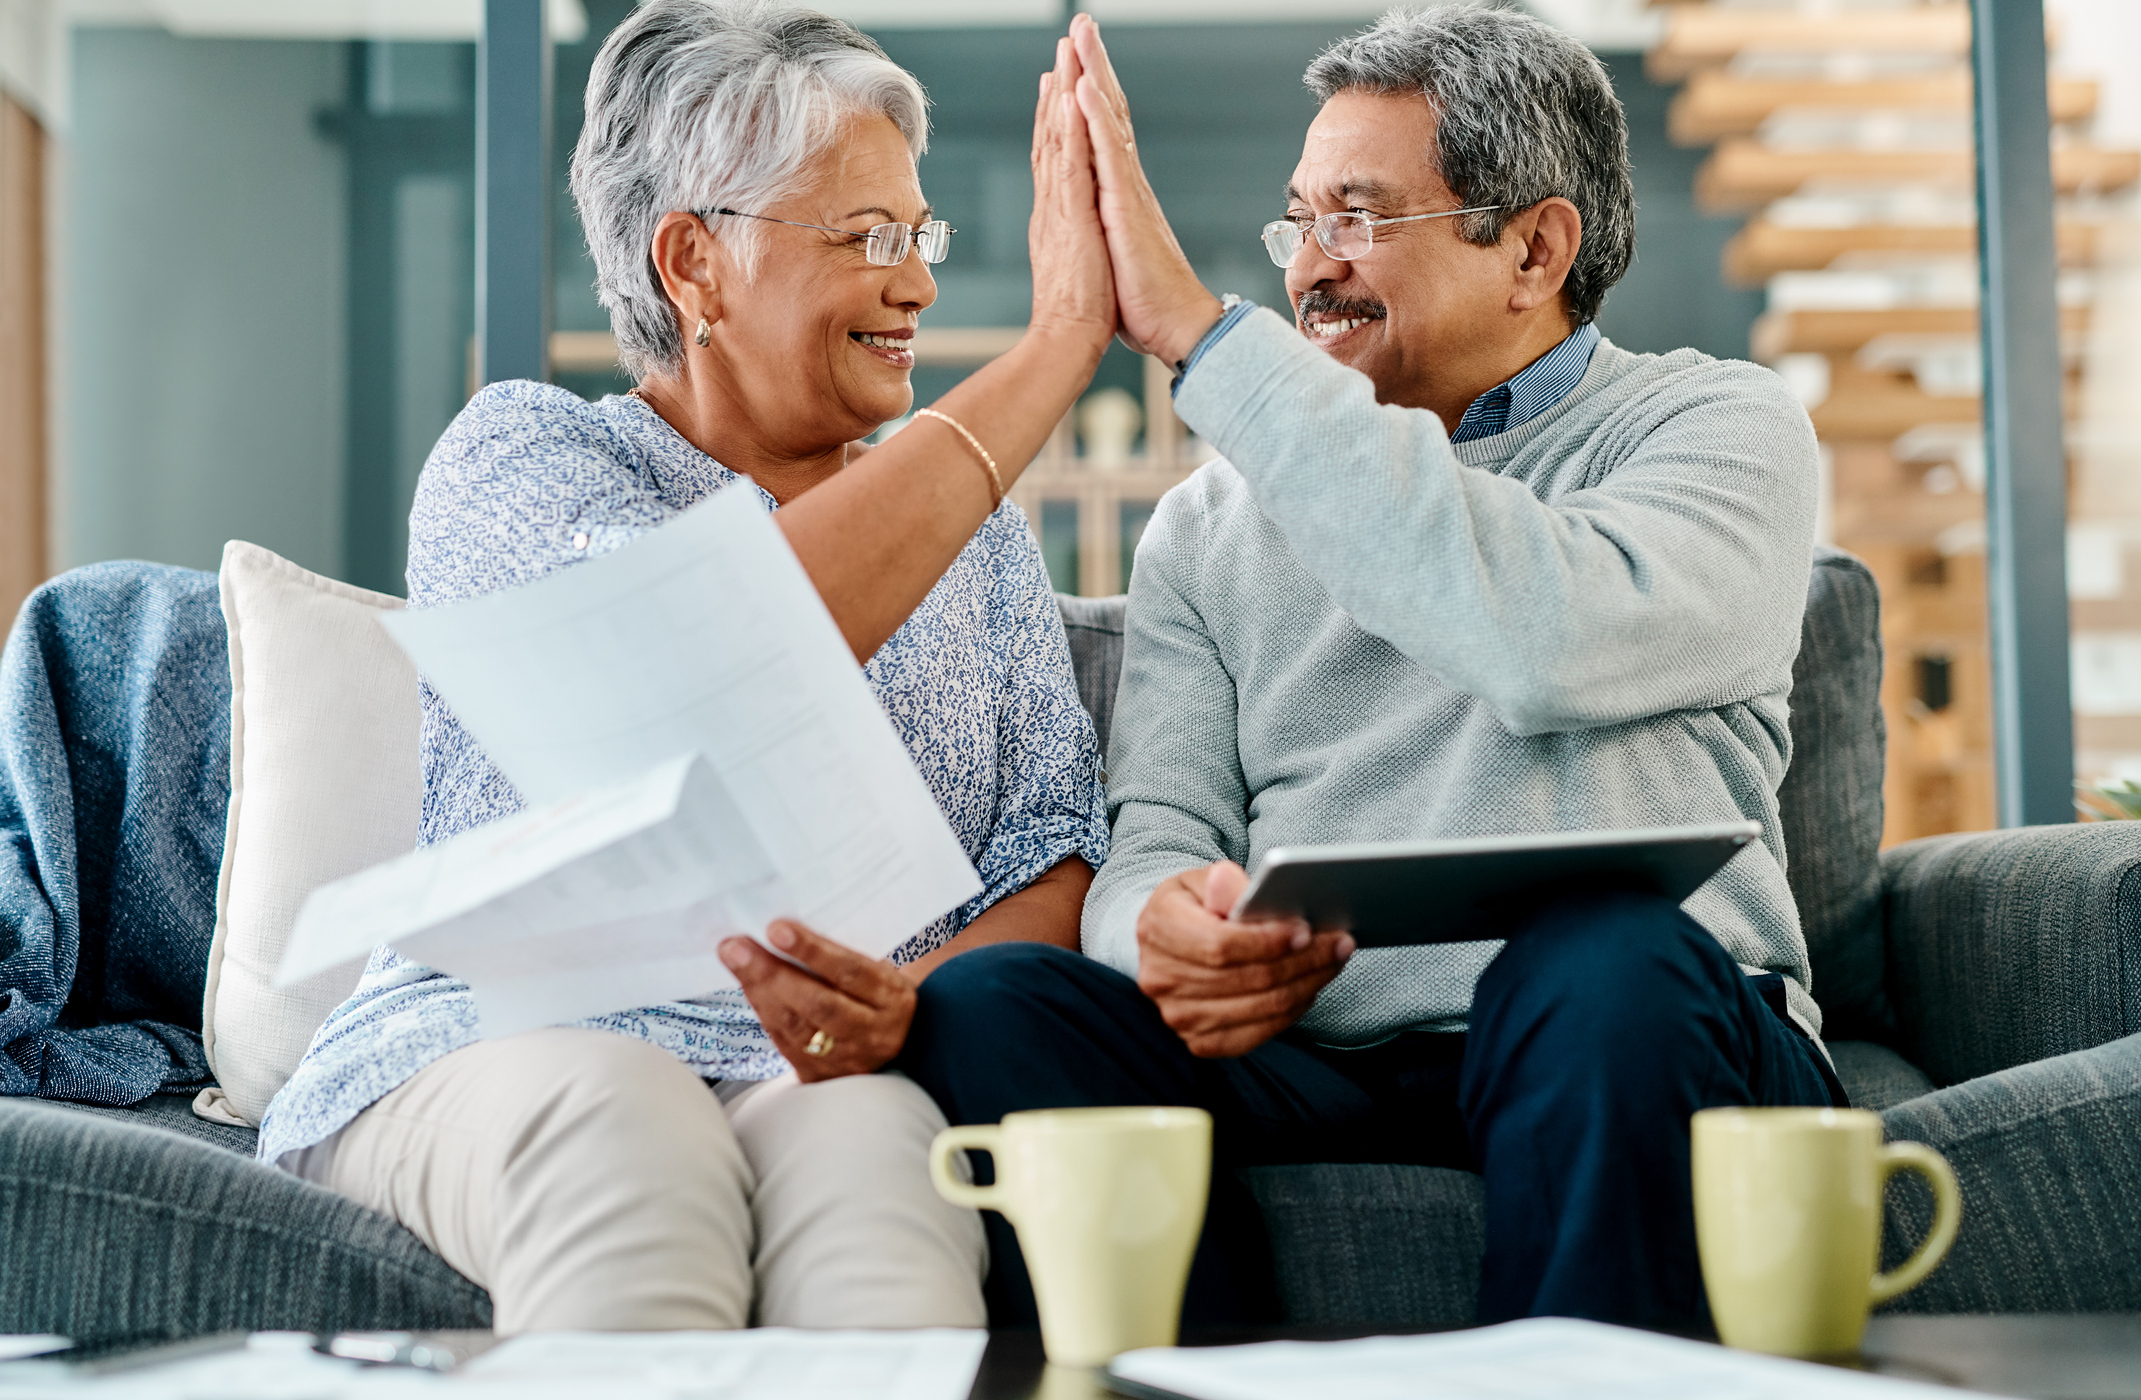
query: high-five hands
1028 31 1118 348
1066 14 1227 367
1135 860 1356 1058
721 922 917 1083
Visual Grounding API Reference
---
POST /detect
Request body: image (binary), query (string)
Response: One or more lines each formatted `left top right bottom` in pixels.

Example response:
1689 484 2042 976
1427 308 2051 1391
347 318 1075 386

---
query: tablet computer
1229 821 1761 947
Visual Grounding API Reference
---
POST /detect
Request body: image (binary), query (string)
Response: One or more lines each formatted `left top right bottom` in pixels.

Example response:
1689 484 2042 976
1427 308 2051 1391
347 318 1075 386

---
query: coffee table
965 1316 2141 1399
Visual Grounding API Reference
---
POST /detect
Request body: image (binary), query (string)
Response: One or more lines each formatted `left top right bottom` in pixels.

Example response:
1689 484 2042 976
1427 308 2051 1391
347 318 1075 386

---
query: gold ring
806 1029 835 1057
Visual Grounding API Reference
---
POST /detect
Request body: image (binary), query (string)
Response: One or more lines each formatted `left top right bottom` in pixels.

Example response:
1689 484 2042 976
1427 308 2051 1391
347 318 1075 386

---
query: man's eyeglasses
697 208 954 266
1261 205 1508 269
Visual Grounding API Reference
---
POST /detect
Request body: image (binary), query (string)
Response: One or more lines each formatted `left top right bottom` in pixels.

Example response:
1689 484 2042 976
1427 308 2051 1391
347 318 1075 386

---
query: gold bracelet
913 407 1004 508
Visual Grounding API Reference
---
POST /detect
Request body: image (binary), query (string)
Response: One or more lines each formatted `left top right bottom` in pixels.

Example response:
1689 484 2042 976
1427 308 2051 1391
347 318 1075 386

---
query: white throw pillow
194 541 422 1127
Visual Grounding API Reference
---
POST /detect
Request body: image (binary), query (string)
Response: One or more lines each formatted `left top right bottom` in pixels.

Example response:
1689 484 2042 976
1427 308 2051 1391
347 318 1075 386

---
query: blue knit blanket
0 563 227 1103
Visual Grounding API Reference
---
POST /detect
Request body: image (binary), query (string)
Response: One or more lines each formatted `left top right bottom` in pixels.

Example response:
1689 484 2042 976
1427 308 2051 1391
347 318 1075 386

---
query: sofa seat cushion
1240 1040 1936 1329
1057 595 1126 762
1829 1040 1936 1113
0 1098 488 1339
49 1090 258 1156
1875 1033 2141 1314
1241 1162 1484 1328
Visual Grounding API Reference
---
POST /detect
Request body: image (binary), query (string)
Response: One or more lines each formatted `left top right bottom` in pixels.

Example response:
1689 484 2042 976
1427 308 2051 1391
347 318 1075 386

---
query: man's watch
1173 293 1246 375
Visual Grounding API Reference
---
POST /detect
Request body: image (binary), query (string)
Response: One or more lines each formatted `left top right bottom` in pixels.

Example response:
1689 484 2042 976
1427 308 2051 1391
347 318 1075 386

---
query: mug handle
930 1126 1009 1214
1869 1140 1963 1304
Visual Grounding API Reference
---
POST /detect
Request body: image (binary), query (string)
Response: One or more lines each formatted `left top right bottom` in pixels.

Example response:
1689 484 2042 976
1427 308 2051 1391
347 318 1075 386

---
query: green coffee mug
1693 1106 1961 1357
929 1107 1211 1367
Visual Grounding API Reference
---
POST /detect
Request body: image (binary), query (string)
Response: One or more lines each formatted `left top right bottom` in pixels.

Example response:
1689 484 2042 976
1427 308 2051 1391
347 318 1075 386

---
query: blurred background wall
2 0 2135 842
63 29 348 579
6 0 1765 598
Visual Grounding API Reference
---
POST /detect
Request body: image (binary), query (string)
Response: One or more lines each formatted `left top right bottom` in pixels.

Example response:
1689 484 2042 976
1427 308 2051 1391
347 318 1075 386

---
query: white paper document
0 1329 987 1400
279 485 981 1036
0 1338 68 1364
465 1328 988 1400
1107 1317 2017 1400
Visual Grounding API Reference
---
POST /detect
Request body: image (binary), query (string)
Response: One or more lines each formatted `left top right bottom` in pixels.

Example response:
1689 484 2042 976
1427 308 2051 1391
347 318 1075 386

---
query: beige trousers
285 1027 986 1333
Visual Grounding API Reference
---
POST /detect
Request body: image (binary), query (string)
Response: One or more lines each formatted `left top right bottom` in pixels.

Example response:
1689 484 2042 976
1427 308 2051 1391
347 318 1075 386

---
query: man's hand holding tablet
1134 824 1760 1059
1232 824 1763 949
1133 861 1356 1059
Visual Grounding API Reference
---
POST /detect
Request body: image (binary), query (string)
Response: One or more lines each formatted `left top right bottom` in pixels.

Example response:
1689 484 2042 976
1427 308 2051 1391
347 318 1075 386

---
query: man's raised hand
1135 860 1355 1058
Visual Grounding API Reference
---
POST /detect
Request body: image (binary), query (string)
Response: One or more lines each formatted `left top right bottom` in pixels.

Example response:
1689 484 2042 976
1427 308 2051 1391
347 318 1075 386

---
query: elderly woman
257 0 1116 1333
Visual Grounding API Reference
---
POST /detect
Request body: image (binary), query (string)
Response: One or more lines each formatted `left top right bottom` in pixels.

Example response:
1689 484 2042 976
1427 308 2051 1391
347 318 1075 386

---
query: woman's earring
694 316 712 348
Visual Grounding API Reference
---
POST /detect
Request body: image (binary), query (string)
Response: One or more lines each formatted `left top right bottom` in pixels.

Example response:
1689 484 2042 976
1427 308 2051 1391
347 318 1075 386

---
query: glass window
1649 0 2141 841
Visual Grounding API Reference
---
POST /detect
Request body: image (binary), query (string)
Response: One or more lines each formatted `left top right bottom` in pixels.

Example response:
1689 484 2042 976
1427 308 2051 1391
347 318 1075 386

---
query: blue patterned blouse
257 382 1110 1165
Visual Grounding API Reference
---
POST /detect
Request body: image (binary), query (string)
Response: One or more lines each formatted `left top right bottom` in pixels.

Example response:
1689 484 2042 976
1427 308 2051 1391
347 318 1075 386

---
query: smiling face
698 113 938 454
1283 89 1571 417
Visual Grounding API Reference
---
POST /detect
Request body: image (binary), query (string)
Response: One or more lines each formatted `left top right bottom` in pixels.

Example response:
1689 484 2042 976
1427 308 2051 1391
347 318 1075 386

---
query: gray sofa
4 547 2140 1339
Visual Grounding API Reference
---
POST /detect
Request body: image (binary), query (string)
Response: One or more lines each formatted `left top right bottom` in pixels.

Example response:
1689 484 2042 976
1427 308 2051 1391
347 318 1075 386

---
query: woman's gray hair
571 0 930 380
1304 6 1634 326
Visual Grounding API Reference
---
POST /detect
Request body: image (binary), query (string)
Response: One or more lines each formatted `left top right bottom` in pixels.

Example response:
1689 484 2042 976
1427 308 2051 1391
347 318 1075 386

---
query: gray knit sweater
1081 307 1823 1045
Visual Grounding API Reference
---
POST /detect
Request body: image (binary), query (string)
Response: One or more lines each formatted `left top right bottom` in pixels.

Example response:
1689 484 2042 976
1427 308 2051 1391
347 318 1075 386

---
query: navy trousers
897 891 1842 1334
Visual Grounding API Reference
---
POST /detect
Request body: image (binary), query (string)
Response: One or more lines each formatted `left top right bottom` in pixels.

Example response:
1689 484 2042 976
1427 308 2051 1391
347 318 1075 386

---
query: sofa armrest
1880 824 2141 1086
1874 1033 2141 1312
0 1098 490 1336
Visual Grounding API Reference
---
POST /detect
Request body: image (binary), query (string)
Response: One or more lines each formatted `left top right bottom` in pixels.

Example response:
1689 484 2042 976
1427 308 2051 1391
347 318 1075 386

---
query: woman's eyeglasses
698 208 954 266
1260 205 1507 269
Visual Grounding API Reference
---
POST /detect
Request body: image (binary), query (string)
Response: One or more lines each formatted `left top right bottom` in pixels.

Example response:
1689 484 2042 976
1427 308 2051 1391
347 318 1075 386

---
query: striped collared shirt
1450 321 1602 444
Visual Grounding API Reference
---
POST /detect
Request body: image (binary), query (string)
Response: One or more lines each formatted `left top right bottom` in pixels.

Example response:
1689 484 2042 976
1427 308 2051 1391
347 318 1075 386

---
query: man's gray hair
1304 6 1634 325
571 0 929 380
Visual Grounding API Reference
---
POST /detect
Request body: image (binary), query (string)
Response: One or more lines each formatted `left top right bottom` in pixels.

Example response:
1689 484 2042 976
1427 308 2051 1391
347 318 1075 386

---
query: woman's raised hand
1026 35 1116 347
766 30 1122 668
1068 15 1224 367
720 921 916 1082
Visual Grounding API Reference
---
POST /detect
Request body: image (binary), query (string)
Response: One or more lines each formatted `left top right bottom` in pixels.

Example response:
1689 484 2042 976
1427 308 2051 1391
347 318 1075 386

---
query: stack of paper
0 1328 988 1399
277 486 981 1037
1106 1317 2014 1400
0 1338 67 1363
465 1328 987 1400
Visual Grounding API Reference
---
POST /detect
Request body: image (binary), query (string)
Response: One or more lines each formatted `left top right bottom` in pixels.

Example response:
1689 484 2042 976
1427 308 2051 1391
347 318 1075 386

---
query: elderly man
899 8 1839 1332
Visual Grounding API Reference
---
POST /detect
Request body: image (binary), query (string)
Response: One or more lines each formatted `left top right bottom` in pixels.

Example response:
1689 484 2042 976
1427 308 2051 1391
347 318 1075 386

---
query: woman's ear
650 210 725 338
1507 197 1581 318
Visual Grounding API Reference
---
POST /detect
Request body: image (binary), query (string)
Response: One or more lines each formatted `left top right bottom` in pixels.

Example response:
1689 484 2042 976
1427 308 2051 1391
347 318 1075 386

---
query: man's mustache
1294 291 1388 324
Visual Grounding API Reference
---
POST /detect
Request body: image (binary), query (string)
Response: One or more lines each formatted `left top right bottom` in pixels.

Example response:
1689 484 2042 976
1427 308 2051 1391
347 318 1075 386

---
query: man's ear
1507 197 1581 318
649 210 726 337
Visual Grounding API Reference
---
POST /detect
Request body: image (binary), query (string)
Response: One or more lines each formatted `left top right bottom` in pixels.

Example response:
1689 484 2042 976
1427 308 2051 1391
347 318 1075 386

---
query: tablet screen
1231 822 1760 947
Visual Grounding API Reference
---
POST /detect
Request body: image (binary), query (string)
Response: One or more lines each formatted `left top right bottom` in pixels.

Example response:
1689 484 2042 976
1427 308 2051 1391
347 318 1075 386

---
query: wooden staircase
1646 0 2140 843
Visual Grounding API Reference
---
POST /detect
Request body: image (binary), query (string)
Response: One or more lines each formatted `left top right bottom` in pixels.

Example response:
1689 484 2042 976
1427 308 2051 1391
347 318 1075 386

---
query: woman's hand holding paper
720 921 918 1082
1134 860 1354 1059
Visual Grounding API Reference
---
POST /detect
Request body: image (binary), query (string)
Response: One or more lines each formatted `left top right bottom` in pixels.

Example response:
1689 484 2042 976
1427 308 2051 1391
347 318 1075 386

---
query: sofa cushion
1242 1162 1483 1327
197 542 421 1127
1876 1032 2141 1313
1243 1034 2141 1325
1057 595 1127 763
44 1089 258 1155
0 1097 488 1339
1828 1040 1935 1113
1776 547 1891 1040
